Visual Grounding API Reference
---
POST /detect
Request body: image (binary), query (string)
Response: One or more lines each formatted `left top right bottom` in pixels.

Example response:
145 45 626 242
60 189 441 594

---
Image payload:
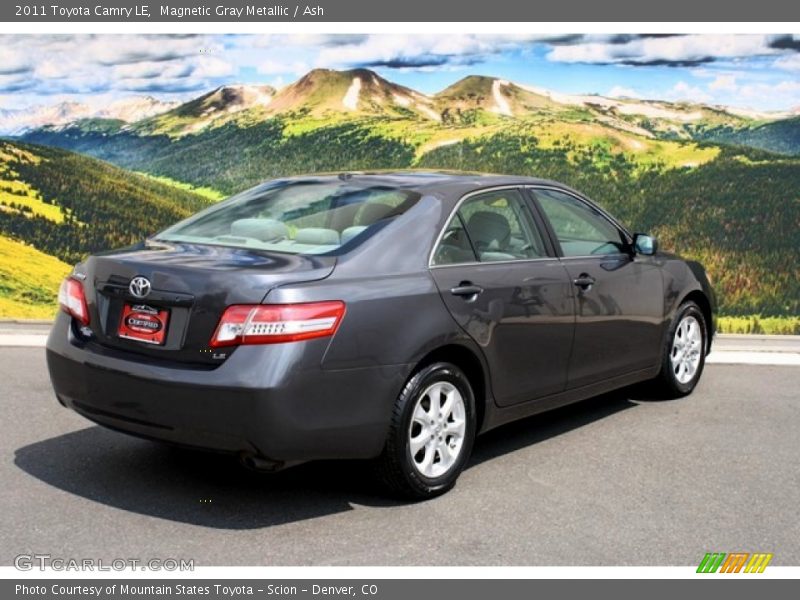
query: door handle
450 283 484 299
573 274 596 291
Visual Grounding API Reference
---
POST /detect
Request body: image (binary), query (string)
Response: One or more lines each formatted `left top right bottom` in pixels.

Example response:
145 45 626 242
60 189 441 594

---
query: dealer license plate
118 304 169 345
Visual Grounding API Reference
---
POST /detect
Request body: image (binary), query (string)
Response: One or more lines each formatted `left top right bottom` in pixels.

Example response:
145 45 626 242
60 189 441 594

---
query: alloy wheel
408 381 467 478
670 315 703 384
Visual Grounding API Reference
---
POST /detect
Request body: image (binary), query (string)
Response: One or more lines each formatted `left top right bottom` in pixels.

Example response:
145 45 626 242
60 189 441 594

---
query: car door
429 187 574 407
528 186 664 388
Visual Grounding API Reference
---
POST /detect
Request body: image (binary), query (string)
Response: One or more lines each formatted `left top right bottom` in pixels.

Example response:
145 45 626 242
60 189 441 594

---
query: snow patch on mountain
491 80 512 116
417 104 441 121
392 94 411 107
342 77 361 111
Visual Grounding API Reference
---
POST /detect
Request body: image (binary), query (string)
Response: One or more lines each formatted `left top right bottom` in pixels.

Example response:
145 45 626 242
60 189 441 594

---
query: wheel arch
414 343 490 434
679 289 715 354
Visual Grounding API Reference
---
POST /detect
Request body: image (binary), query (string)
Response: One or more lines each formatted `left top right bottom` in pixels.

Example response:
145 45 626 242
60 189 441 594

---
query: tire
650 301 708 398
374 362 477 500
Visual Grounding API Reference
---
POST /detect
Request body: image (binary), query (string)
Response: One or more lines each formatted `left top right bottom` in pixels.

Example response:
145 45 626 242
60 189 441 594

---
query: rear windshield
155 180 421 254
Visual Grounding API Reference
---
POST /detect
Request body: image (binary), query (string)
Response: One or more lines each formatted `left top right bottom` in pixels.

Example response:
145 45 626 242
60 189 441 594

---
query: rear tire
374 362 476 500
650 301 707 398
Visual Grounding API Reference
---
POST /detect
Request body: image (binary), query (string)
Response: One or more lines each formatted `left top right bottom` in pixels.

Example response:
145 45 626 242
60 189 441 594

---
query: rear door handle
573 274 596 291
450 283 484 299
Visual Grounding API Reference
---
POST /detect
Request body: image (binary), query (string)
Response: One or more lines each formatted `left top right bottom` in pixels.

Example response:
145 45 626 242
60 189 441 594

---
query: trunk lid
79 241 335 366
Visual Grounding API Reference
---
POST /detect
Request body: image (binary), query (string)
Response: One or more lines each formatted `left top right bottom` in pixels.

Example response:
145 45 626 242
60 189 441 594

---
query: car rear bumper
46 313 411 464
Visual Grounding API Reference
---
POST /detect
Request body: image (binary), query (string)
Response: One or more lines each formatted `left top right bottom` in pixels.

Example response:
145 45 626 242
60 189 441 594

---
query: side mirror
633 233 657 256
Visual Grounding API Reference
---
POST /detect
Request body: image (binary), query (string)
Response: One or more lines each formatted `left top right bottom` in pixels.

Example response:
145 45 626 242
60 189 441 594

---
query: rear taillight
210 301 346 347
58 277 90 326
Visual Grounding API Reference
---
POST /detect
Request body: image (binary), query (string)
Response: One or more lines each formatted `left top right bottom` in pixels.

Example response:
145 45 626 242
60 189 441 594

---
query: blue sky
1 34 799 112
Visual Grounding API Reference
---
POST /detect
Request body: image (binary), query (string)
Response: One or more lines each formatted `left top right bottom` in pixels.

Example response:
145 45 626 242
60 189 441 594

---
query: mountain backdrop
2 68 799 326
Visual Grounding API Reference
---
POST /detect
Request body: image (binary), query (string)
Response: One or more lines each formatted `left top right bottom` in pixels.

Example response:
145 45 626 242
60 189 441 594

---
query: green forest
0 141 210 266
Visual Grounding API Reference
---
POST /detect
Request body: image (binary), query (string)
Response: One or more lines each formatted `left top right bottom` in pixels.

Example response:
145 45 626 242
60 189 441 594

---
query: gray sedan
46 171 715 498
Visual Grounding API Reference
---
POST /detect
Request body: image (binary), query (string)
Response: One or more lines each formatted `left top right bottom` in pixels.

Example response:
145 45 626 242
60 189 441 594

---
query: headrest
356 203 394 225
341 226 368 244
294 228 341 245
466 211 511 249
230 218 289 242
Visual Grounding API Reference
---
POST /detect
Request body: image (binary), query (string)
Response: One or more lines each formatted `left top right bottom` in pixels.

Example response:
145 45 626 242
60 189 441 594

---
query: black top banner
2 0 798 22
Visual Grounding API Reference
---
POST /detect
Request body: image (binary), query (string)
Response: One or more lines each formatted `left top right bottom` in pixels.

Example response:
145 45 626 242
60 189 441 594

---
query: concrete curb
706 352 800 366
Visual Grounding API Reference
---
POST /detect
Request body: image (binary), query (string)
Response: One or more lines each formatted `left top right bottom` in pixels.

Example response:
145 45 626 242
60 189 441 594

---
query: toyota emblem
129 276 152 299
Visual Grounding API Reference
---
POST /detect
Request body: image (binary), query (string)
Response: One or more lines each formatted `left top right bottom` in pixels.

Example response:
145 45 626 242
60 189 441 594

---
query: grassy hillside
0 236 70 318
24 111 721 194
0 140 212 315
692 116 800 156
0 140 211 265
23 120 416 195
133 172 224 201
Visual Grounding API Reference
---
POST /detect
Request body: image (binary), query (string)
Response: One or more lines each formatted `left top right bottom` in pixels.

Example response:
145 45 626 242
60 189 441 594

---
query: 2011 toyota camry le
47 171 716 499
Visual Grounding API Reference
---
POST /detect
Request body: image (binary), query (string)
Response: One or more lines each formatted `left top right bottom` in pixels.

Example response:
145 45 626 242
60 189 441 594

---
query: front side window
155 180 420 254
433 189 546 265
533 189 626 257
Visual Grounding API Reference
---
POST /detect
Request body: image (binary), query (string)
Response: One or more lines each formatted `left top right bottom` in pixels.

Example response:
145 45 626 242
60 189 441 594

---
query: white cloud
33 60 69 79
548 35 780 66
85 35 204 66
284 34 369 47
192 56 236 78
113 61 194 80
666 81 713 103
315 34 504 69
0 72 33 92
607 85 641 98
738 80 800 99
774 54 800 71
0 34 233 97
709 75 738 92
0 46 32 75
257 59 309 76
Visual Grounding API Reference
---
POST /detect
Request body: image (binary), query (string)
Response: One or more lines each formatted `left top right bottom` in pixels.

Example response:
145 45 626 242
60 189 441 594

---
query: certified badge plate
118 304 169 345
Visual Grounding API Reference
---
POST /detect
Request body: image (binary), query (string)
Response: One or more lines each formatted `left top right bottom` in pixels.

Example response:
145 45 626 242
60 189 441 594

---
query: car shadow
14 389 639 529
470 388 638 467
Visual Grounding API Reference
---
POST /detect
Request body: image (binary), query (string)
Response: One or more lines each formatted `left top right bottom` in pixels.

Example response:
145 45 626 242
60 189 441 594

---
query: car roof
269 170 569 197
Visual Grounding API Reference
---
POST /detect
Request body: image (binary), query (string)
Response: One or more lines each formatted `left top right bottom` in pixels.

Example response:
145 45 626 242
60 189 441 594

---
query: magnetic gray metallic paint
46 172 715 466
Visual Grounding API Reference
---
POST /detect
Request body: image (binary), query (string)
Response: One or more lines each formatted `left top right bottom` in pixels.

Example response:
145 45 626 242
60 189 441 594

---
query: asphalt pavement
2 346 798 566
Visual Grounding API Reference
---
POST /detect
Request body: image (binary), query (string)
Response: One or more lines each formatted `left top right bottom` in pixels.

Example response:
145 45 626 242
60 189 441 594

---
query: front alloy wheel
375 362 476 499
650 300 707 398
670 314 703 384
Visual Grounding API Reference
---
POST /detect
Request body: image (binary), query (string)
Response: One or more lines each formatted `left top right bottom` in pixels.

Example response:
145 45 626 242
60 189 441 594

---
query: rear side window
533 188 626 257
156 181 420 254
433 189 547 265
